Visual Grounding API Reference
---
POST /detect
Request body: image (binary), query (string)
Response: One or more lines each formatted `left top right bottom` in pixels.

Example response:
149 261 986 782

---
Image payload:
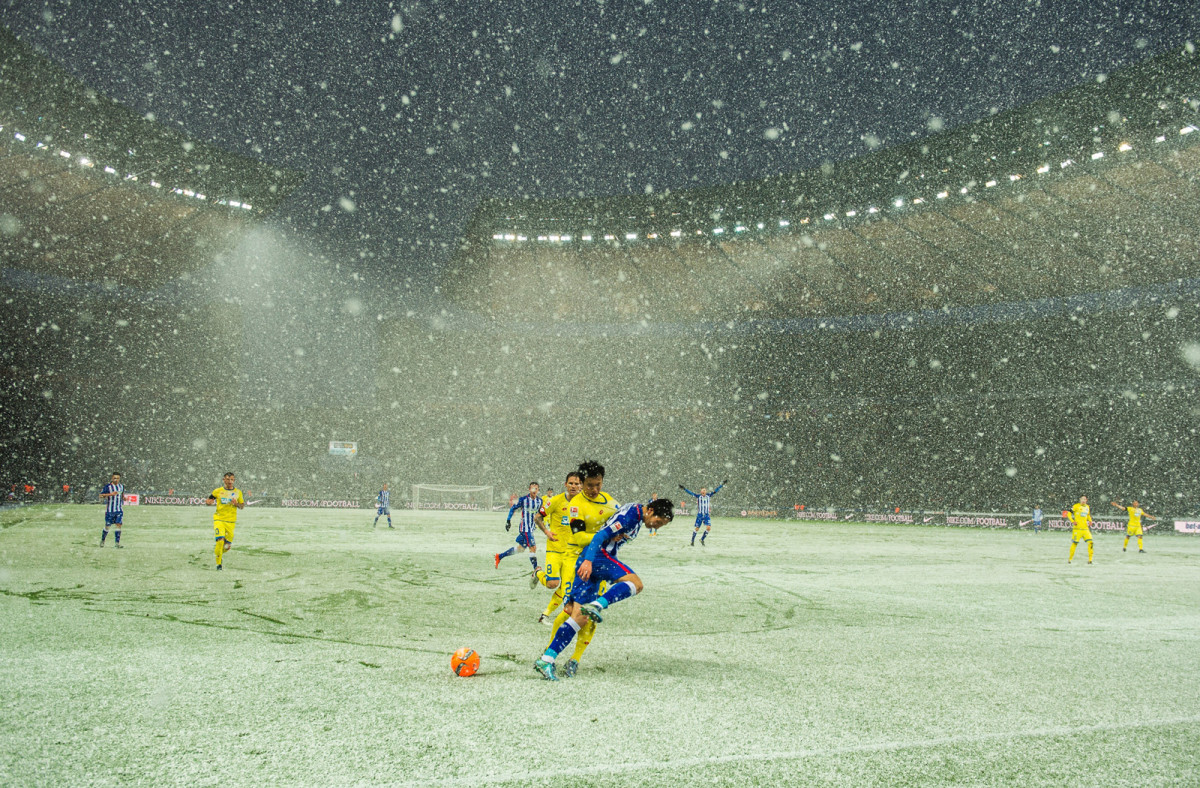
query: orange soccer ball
451 647 480 677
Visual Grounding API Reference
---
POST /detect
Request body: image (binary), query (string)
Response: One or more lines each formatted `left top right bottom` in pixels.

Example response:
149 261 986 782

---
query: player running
1067 495 1095 565
533 472 584 622
1111 500 1157 553
206 472 245 571
373 483 393 529
679 480 726 546
99 472 124 548
534 498 675 681
495 482 554 573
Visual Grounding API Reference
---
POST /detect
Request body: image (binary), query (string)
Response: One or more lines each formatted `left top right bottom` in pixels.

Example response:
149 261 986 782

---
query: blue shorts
377 506 390 516
568 551 634 606
516 530 536 549
694 513 711 527
105 511 123 526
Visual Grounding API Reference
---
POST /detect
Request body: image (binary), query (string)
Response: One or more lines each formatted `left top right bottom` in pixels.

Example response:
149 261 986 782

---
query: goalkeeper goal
411 484 494 511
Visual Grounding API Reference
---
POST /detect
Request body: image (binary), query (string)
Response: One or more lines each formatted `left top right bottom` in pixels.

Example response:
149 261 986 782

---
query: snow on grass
2 505 1198 785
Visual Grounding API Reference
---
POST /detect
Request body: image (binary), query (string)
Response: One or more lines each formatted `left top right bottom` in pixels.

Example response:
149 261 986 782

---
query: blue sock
101 528 108 544
544 618 580 659
373 517 379 526
599 580 638 609
387 517 392 526
114 530 121 544
529 555 538 569
691 531 696 544
498 547 516 562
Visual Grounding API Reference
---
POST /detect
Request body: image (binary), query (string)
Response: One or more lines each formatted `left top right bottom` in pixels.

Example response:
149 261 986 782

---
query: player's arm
1110 501 1124 510
678 485 699 498
711 480 728 496
205 492 217 506
577 524 617 580
534 506 557 540
234 491 245 509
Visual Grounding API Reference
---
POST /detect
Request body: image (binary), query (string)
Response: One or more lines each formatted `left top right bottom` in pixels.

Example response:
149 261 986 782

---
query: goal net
411 484 493 511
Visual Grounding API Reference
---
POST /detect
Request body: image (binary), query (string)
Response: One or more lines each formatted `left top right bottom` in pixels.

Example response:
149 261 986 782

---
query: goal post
411 484 494 511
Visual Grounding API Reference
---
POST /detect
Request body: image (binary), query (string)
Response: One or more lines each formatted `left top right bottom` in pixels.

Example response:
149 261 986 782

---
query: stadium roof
449 45 1200 322
0 27 305 288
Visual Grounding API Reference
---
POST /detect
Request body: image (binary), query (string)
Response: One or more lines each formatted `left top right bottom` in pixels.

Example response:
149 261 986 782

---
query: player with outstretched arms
1111 499 1157 553
1067 495 1094 565
207 472 245 571
534 497 674 681
373 482 392 529
99 472 124 548
679 480 727 546
495 482 554 574
533 472 583 622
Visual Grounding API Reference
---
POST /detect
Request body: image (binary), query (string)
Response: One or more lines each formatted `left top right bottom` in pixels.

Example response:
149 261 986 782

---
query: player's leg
1069 537 1079 563
701 515 711 544
691 513 702 545
386 510 393 529
1087 537 1094 563
101 513 112 545
114 513 122 547
214 524 225 569
1124 530 1130 551
580 556 642 621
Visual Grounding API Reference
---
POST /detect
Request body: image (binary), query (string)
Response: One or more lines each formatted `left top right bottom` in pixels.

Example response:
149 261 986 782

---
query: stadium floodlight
845 210 857 217
151 180 162 188
581 234 592 241
625 232 637 240
604 234 615 241
516 235 527 241
1155 135 1166 142
823 213 835 221
893 199 904 208
959 186 969 194
1036 165 1050 174
196 194 206 200
1118 142 1132 152
79 157 93 167
229 200 241 207
867 207 878 214
536 235 548 241
104 166 116 174
1060 159 1074 168
492 234 503 240
912 198 924 204
549 234 560 242
561 235 571 242
779 219 790 227
1182 125 1197 135
670 229 682 237
734 225 747 232
985 180 997 188
13 132 25 141
59 150 70 158
757 222 765 229
712 227 724 234
1009 174 1020 181
936 191 948 199
241 203 253 210
1091 151 1104 160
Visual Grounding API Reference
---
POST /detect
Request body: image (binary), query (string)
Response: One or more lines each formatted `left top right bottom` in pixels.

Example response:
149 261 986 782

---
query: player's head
528 482 539 495
564 471 583 498
382 483 389 490
701 487 708 495
110 473 121 483
223 472 236 489
578 460 605 498
1131 500 1139 507
645 498 674 528
1080 495 1088 504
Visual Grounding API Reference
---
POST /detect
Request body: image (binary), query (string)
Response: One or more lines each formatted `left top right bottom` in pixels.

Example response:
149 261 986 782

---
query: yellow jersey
1126 507 1144 527
565 491 619 554
542 492 575 546
211 487 244 523
1071 503 1091 529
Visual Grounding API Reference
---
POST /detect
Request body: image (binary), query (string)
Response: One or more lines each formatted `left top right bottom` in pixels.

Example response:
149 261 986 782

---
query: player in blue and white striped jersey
495 482 555 573
680 480 727 546
373 483 392 529
99 472 125 547
534 498 673 680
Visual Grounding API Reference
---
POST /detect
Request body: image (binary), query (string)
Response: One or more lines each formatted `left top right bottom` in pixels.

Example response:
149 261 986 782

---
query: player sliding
373 482 392 529
679 480 726 546
1111 500 1157 553
495 482 554 574
534 497 674 681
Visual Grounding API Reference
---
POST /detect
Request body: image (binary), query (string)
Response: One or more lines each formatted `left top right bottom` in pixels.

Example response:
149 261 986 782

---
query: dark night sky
2 0 1195 293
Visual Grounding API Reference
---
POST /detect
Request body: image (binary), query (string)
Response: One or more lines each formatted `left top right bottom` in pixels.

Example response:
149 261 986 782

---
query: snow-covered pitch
2 505 1199 786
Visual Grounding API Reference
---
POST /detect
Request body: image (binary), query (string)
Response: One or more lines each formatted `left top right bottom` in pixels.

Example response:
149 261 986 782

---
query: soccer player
98 472 124 547
680 480 727 545
373 483 393 529
206 472 245 571
495 482 554 573
1112 500 1157 553
1067 495 1094 564
533 471 584 624
1032 504 1043 534
534 498 675 681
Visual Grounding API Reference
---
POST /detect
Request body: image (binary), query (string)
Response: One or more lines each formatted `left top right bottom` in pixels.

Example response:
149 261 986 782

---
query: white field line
417 715 1200 787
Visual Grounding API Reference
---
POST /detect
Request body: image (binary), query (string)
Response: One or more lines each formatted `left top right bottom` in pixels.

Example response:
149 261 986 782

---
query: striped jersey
507 494 542 533
377 489 390 508
582 502 645 562
102 483 124 514
682 482 725 515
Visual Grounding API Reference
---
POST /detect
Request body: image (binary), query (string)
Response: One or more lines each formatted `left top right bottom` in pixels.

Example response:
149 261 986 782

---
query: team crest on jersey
569 506 579 517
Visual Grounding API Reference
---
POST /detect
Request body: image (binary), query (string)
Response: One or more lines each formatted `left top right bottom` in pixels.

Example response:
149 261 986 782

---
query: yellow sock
542 585 564 618
1069 542 1078 561
535 568 548 588
214 539 224 566
1124 537 1130 549
571 619 595 662
1138 537 1143 550
1087 541 1094 561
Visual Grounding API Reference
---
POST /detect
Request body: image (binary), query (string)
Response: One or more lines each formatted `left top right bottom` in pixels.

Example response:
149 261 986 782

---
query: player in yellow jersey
206 472 244 571
1111 499 1156 553
1067 495 1094 564
543 459 619 677
533 472 583 623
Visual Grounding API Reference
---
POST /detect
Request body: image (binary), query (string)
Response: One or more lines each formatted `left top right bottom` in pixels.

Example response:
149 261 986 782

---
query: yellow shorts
1072 528 1093 542
214 520 236 543
544 549 569 584
1126 524 1143 536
